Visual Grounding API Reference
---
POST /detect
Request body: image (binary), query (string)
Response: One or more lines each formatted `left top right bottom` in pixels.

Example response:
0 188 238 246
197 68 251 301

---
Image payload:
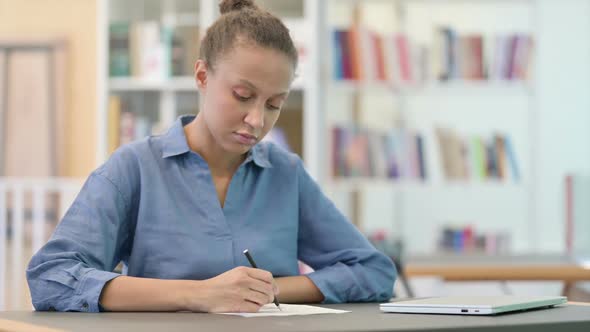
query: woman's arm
26 167 135 312
295 159 397 303
274 275 324 304
100 266 277 313
100 273 325 311
99 276 190 312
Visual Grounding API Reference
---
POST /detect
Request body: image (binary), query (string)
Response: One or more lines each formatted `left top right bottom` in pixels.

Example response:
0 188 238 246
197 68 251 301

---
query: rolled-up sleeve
26 151 136 312
296 160 397 303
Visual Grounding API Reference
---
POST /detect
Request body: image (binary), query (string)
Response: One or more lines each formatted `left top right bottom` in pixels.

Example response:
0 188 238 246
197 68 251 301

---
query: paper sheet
220 303 351 317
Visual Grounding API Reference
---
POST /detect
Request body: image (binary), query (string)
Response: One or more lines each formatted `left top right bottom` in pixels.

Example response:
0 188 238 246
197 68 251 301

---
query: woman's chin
224 142 253 155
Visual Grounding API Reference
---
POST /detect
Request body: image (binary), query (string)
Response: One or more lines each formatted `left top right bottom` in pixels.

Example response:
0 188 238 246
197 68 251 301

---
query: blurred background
1 0 590 310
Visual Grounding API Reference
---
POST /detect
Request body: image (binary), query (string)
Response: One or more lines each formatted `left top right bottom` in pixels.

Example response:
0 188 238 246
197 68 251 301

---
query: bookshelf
108 77 196 91
316 0 538 255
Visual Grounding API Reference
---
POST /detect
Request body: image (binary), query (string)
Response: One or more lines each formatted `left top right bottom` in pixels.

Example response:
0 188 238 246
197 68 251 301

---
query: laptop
380 296 567 315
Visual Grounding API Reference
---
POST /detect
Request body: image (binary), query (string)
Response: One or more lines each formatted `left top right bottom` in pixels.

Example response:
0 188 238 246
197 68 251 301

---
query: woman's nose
244 105 264 130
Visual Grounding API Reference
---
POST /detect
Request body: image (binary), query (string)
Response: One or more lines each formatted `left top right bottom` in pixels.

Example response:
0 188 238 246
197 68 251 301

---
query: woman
26 0 396 313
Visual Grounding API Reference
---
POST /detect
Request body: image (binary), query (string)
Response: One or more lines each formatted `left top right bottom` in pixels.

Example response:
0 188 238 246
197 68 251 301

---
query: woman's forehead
217 45 294 89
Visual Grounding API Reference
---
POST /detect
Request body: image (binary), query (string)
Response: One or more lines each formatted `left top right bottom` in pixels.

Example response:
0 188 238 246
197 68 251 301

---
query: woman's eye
233 91 251 102
266 104 281 111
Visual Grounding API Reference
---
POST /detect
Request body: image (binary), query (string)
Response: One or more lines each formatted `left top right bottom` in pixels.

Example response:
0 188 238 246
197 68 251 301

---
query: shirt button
82 302 89 310
48 306 56 311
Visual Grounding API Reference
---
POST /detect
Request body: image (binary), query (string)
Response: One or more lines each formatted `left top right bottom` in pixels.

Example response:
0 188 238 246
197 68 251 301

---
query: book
332 30 345 80
503 135 520 181
472 137 488 179
436 127 468 180
395 34 412 83
129 21 167 79
416 134 427 180
107 95 121 154
512 35 534 80
109 22 131 77
494 134 507 179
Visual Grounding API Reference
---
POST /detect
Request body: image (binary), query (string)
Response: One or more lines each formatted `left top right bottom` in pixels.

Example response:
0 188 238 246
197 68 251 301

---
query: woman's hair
199 0 298 71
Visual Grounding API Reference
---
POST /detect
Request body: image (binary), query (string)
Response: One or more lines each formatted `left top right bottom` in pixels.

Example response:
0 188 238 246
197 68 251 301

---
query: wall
535 0 590 252
0 0 98 177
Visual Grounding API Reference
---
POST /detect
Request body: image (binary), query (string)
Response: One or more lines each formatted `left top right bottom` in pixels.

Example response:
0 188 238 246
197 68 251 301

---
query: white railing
0 177 83 310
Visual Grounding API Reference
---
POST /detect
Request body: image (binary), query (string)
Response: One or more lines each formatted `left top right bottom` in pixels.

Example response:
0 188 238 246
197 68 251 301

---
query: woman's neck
184 114 245 176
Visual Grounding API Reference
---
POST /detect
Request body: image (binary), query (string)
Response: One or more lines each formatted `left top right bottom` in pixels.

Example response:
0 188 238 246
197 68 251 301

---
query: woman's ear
194 59 208 91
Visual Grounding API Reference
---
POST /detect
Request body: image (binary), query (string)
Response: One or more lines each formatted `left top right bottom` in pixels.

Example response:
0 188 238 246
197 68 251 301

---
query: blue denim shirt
26 115 396 312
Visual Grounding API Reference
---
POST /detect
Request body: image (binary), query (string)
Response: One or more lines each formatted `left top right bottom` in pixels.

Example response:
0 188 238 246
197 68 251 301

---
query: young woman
26 0 396 313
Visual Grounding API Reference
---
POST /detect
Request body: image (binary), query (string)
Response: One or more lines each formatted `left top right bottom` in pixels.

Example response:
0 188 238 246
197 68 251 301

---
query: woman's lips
234 132 257 145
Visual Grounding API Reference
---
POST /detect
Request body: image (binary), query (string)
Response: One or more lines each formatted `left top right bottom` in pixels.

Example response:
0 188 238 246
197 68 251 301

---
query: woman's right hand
185 266 279 313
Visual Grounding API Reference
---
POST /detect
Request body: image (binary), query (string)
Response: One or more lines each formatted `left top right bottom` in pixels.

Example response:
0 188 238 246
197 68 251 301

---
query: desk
1 303 590 332
404 254 590 296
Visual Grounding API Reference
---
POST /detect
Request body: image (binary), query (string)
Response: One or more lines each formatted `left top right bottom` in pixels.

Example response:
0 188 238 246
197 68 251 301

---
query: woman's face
195 43 294 155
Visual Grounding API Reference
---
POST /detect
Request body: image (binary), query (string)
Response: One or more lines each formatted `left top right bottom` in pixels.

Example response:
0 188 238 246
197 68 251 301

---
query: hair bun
219 0 258 14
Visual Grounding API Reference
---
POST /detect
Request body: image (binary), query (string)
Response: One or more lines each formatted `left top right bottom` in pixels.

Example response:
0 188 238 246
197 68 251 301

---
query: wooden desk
1 303 590 332
404 254 590 296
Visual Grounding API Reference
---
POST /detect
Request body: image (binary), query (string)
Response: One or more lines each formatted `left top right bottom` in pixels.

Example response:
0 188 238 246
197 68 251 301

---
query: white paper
220 303 351 317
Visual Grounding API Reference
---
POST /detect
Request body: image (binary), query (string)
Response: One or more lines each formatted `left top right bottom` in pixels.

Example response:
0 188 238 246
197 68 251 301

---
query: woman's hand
186 266 279 313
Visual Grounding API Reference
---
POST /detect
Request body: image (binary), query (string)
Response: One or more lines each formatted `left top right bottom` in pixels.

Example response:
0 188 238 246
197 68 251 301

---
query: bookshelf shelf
327 178 524 191
327 178 426 190
409 81 533 96
441 180 525 188
108 75 305 92
329 80 533 96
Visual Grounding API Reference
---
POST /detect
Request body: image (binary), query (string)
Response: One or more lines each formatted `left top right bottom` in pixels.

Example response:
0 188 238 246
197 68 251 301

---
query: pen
243 249 282 311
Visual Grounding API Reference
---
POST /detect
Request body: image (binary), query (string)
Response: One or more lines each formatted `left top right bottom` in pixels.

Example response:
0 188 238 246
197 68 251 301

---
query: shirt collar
161 115 272 168
160 116 192 158
247 142 273 168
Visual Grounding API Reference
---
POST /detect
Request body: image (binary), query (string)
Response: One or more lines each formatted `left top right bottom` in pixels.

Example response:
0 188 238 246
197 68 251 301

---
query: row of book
438 225 511 254
109 21 200 79
435 28 533 81
332 26 533 84
332 126 427 179
367 229 404 260
436 128 520 181
109 19 309 80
